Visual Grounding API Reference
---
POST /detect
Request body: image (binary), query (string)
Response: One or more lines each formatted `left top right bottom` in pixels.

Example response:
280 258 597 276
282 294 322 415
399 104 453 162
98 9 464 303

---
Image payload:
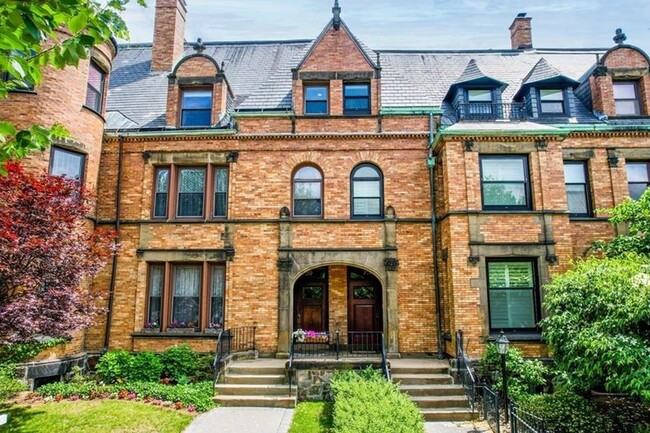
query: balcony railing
456 102 527 121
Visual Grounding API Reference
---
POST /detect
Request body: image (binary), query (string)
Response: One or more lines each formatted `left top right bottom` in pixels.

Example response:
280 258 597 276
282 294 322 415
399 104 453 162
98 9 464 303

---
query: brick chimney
151 0 187 72
509 13 533 50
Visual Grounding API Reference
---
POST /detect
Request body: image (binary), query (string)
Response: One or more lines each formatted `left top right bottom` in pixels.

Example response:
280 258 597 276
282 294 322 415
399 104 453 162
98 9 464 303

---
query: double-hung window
147 265 164 327
210 266 225 327
487 259 539 332
343 83 370 115
627 162 650 200
172 265 201 327
467 89 493 118
480 155 531 210
293 166 323 217
563 161 591 217
304 85 328 115
351 164 383 218
50 147 86 182
85 61 105 113
539 89 565 114
214 167 228 218
614 81 641 116
177 167 206 218
181 89 213 126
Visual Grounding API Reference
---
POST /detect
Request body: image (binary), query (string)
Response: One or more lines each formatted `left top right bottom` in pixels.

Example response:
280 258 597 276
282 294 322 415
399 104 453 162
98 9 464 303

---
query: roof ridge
117 39 313 49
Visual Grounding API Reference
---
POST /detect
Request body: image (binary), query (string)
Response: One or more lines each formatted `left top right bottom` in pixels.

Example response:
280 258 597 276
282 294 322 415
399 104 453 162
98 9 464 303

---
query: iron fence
510 403 547 433
456 102 527 121
483 385 501 433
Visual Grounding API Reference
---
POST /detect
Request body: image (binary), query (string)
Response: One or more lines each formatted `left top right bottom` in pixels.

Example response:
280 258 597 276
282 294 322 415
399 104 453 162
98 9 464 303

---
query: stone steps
390 359 475 422
214 360 295 408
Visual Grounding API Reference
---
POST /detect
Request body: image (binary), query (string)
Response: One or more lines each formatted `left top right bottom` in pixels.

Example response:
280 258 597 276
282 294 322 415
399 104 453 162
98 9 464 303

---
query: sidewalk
425 421 491 433
183 407 294 433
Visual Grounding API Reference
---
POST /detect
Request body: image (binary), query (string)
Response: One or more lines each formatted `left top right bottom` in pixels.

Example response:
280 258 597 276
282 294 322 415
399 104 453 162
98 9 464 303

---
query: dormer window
614 81 641 116
304 85 329 115
181 89 213 127
539 89 566 114
344 83 370 115
466 89 494 119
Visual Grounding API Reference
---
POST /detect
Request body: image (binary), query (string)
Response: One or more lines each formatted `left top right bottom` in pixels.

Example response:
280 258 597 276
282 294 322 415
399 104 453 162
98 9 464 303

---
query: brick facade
5 5 650 365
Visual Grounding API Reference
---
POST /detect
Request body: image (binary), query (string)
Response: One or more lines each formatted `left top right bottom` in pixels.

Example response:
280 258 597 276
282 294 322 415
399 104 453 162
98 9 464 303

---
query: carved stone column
383 206 399 355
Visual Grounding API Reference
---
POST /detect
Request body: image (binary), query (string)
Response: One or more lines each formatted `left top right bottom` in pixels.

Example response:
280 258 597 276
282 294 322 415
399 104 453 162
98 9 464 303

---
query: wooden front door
294 268 328 332
347 270 382 334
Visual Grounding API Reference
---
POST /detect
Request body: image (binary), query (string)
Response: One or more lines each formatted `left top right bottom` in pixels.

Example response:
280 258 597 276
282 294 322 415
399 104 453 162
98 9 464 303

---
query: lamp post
496 331 510 423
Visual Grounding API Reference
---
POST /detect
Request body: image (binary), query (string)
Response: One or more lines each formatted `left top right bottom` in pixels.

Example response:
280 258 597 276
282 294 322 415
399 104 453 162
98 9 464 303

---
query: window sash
177 168 206 217
293 167 323 217
344 84 370 114
564 162 590 216
480 156 530 210
487 260 538 331
171 266 201 326
85 62 105 112
304 86 328 115
614 82 641 115
154 168 170 218
214 167 228 218
468 89 493 102
351 164 383 218
210 266 225 326
147 265 164 327
181 89 212 126
627 162 650 200
50 147 85 181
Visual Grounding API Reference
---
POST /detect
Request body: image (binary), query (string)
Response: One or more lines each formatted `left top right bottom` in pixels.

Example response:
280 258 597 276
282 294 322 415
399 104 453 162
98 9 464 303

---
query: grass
0 400 194 433
289 402 333 433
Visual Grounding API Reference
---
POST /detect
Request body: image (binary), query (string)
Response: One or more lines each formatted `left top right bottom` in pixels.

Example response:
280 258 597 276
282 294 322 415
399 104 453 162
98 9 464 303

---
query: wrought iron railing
510 403 547 433
212 326 256 384
456 330 478 412
288 331 390 395
456 102 527 121
483 385 501 433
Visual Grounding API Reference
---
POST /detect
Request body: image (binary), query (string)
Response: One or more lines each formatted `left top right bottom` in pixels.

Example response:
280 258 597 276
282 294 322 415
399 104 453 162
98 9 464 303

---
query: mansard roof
106 38 608 130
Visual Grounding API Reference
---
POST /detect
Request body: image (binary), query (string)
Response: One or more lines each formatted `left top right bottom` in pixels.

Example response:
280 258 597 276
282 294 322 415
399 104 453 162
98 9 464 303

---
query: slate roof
106 32 608 130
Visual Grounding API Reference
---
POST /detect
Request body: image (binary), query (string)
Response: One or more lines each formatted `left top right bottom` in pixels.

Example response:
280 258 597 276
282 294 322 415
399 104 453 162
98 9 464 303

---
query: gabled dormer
165 41 234 128
590 30 650 118
514 58 579 118
445 59 509 121
292 1 381 117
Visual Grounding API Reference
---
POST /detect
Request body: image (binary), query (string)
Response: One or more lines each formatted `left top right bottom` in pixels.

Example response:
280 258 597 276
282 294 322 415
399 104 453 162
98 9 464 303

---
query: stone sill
487 332 543 342
132 332 219 339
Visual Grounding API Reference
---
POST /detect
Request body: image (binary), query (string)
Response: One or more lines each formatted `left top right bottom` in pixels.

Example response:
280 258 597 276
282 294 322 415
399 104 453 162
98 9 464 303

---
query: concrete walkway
425 421 491 433
183 407 293 433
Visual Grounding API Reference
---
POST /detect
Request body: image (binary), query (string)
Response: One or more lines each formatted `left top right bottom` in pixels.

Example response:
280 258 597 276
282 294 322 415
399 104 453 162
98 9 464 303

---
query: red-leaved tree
0 162 117 343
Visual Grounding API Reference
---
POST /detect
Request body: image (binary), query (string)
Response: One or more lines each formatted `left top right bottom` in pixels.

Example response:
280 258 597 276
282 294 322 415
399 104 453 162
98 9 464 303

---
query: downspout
103 135 124 352
428 113 444 359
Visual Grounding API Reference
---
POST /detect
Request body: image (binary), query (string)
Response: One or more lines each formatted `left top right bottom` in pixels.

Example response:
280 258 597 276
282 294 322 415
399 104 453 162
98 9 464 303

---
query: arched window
293 166 323 217
351 164 383 218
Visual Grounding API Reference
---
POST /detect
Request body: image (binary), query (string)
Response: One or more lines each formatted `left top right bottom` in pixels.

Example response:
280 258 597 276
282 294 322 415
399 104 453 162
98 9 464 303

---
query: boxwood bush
330 368 423 433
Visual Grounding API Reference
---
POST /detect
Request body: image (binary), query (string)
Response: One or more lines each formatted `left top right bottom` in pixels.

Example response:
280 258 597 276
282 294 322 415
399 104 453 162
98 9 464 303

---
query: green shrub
0 375 26 401
37 381 215 412
194 353 215 382
130 352 164 383
330 368 423 433
542 255 650 402
95 350 133 384
478 343 547 402
519 389 613 433
159 345 199 382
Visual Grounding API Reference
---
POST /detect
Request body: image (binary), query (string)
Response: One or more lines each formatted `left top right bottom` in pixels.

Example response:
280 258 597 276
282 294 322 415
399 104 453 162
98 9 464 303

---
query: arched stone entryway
277 250 399 356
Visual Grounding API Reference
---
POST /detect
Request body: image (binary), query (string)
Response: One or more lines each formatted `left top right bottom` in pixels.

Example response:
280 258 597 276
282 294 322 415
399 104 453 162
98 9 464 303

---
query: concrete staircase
391 359 475 422
214 359 295 408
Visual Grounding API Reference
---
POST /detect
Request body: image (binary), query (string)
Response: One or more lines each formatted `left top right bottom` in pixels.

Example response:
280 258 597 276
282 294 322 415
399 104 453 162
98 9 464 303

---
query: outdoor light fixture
496 330 510 422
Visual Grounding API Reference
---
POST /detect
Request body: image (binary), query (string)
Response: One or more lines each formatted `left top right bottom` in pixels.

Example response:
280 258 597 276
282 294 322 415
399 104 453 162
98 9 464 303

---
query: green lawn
289 402 333 433
0 400 194 433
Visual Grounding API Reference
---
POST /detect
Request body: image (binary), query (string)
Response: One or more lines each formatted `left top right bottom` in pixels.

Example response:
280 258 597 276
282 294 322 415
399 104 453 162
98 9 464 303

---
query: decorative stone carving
441 249 449 261
613 28 627 45
225 249 235 261
535 140 548 151
277 258 293 272
385 206 396 220
226 151 239 163
141 151 152 161
463 140 475 152
468 255 481 266
384 258 399 271
546 255 559 265
193 38 206 53
279 206 291 219
592 65 608 77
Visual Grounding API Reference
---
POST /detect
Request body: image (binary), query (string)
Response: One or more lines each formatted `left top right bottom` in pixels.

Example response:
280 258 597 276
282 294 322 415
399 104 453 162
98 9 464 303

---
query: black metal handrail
456 330 478 412
484 385 501 433
212 326 256 385
456 102 527 121
380 332 390 380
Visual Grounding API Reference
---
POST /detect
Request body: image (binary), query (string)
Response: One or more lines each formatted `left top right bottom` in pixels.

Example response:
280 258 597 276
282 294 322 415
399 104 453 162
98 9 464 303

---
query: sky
118 0 650 51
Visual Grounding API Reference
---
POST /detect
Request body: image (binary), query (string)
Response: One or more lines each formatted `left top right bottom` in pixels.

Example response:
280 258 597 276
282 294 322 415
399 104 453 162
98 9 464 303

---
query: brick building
4 1 650 367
